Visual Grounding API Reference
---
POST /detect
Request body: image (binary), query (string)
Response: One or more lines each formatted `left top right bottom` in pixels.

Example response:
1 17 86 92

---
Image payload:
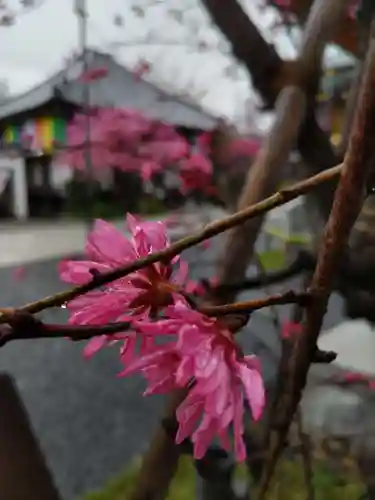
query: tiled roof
0 50 217 130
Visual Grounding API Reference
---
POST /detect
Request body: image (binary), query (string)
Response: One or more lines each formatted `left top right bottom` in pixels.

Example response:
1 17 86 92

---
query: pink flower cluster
281 321 303 340
60 215 265 460
58 104 264 197
57 107 214 194
59 108 189 176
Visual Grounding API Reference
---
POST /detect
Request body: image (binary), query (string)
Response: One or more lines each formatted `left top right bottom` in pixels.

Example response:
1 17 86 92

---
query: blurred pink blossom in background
58 107 216 193
12 266 26 281
79 66 109 83
281 321 303 340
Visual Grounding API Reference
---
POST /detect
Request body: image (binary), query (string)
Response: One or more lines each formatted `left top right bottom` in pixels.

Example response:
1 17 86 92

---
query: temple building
0 49 216 219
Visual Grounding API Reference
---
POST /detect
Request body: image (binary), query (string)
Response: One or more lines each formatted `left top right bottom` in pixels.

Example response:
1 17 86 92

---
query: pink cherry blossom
57 107 191 175
272 0 292 7
186 276 218 297
341 371 375 389
281 321 303 340
179 154 213 193
210 276 219 287
227 137 261 161
347 0 358 20
58 105 218 195
196 131 214 155
343 372 367 383
59 215 189 361
185 280 206 296
140 161 162 181
12 266 26 281
133 59 151 80
79 66 109 83
121 301 265 461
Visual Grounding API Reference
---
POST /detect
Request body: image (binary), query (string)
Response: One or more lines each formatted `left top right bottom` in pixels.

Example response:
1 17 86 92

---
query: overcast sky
0 0 354 123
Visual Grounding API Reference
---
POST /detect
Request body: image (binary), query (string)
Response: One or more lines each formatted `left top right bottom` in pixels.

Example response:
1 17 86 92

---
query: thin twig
0 321 131 347
202 291 309 316
4 164 341 321
218 251 313 290
0 292 307 346
188 250 313 299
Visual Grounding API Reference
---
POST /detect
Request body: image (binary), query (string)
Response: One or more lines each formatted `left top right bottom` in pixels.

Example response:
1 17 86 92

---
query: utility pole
74 0 94 231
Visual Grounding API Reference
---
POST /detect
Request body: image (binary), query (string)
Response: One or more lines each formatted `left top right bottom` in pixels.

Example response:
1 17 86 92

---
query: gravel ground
0 235 345 499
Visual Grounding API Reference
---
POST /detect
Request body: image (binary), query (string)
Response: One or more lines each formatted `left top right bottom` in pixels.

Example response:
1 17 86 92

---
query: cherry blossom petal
238 362 265 421
86 219 137 264
59 259 109 284
83 335 108 359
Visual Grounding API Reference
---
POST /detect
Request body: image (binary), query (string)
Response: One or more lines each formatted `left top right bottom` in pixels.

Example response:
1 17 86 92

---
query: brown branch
129 389 189 500
193 251 313 294
3 163 341 321
213 0 347 305
216 85 306 298
0 319 131 347
201 291 310 316
202 0 339 217
337 61 364 159
202 0 282 105
257 19 375 500
0 293 307 347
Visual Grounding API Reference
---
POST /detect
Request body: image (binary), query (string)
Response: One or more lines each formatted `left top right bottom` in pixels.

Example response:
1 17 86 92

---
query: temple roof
0 49 217 130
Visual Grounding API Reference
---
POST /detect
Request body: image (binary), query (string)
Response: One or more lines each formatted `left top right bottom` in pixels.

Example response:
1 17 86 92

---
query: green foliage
82 457 195 500
137 196 166 216
63 179 124 219
81 455 364 500
63 178 167 219
257 249 287 270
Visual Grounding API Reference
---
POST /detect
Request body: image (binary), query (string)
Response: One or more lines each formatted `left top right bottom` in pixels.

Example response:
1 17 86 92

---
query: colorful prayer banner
1 116 67 153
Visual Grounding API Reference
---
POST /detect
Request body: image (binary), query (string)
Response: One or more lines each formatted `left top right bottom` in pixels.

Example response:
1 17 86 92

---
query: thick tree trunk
213 0 347 299
217 86 306 292
202 0 339 218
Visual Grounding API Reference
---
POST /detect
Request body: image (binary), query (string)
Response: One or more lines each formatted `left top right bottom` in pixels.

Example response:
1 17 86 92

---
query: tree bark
214 0 347 299
129 390 188 500
337 63 363 159
202 0 339 215
258 22 375 496
280 0 359 56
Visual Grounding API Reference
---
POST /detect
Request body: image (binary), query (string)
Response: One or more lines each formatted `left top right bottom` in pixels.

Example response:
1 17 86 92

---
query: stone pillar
12 156 28 219
0 154 28 220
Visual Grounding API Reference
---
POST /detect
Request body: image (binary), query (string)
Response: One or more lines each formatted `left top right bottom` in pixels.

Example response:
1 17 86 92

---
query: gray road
0 238 345 499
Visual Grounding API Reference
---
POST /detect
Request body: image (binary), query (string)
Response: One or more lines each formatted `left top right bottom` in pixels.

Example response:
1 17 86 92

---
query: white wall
50 161 73 192
0 153 28 219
